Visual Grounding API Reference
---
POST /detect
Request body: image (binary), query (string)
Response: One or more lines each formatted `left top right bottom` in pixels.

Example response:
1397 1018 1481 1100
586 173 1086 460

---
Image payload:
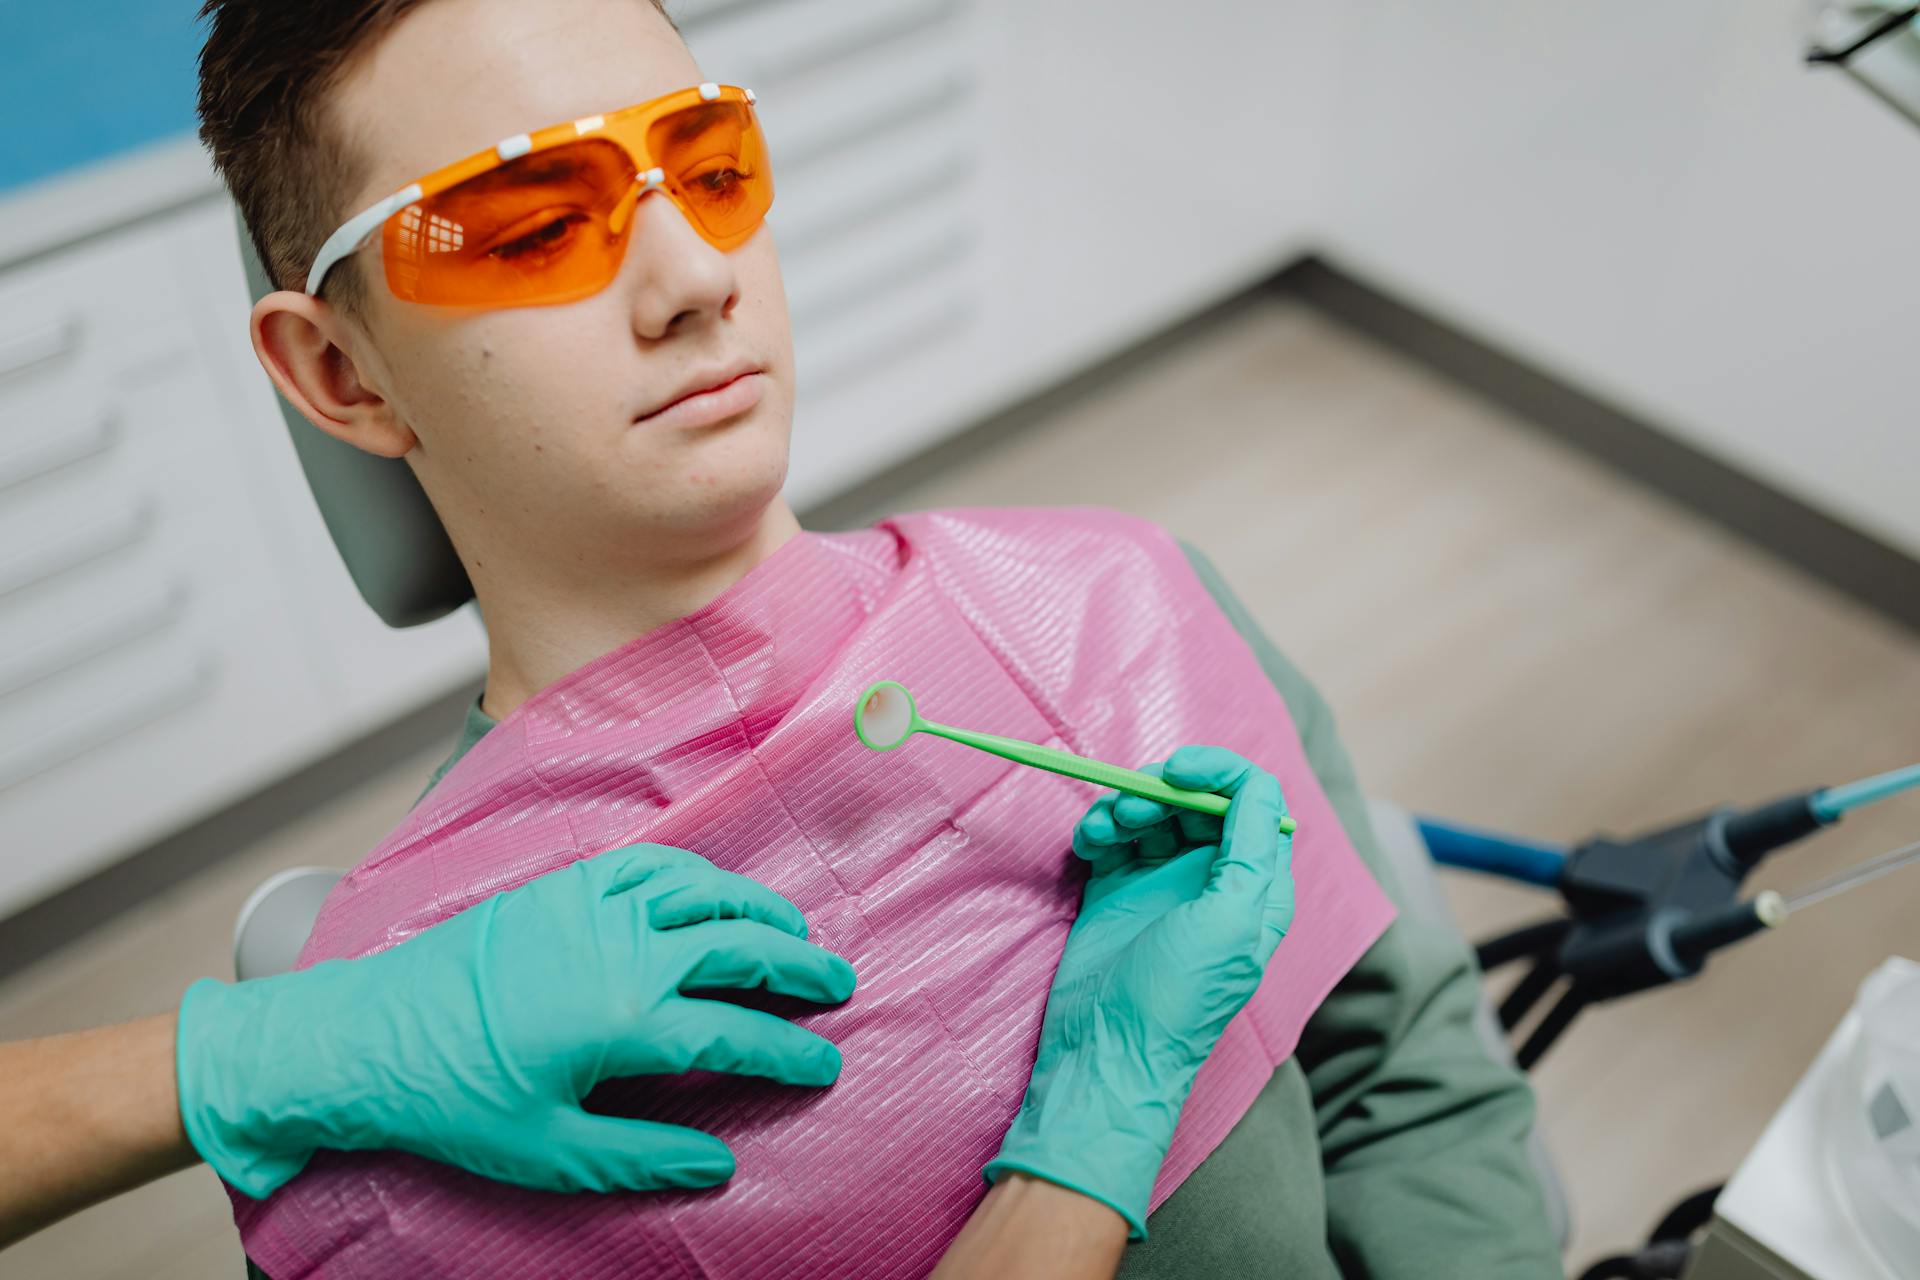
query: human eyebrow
455 150 593 197
498 153 590 187
661 104 741 148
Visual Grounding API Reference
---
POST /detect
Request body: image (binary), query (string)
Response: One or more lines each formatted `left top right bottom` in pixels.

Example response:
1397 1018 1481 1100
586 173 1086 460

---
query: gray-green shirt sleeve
1182 542 1560 1279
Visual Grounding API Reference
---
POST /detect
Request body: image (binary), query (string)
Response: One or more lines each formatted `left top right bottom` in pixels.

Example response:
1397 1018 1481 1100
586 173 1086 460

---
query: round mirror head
854 680 918 751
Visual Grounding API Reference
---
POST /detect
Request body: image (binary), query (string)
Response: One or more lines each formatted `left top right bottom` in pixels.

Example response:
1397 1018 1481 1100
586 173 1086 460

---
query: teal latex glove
177 844 857 1199
984 745 1294 1239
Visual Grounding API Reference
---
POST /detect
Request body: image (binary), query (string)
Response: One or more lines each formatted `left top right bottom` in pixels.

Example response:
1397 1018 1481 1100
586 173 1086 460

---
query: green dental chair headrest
235 207 475 627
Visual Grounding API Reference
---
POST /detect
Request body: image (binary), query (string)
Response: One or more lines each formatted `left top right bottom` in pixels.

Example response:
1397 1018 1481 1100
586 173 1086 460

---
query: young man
199 0 1561 1275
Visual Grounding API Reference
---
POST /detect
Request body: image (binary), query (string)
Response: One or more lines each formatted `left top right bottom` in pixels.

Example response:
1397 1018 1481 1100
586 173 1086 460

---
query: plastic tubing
1416 817 1567 888
1811 762 1920 823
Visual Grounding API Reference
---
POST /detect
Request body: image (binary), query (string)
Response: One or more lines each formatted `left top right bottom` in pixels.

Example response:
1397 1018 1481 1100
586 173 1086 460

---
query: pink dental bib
234 506 1395 1278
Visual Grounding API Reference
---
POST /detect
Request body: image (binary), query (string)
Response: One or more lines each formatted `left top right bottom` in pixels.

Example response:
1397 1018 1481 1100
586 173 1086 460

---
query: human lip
634 365 766 430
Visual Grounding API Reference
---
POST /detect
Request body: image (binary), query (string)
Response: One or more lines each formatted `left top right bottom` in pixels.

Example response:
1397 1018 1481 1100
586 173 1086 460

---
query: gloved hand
984 746 1294 1239
177 844 856 1199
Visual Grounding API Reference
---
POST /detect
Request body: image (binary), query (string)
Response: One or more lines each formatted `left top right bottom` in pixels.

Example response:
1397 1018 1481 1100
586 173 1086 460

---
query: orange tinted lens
646 100 773 250
383 139 637 306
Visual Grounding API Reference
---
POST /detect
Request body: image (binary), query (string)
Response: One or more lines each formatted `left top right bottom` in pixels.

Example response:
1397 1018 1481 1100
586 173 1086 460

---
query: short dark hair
196 0 672 310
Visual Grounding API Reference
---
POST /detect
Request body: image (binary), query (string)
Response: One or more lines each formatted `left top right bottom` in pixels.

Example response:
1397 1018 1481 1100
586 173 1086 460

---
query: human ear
249 290 418 459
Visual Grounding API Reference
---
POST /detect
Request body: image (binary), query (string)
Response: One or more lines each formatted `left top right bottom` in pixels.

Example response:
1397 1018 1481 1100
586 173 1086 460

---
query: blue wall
0 1 207 194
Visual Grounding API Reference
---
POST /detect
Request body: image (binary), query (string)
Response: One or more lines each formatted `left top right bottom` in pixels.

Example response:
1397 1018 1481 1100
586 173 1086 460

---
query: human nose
620 188 740 341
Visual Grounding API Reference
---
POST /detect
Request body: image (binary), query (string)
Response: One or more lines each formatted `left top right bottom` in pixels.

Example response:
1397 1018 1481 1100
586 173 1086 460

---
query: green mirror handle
925 723 1298 835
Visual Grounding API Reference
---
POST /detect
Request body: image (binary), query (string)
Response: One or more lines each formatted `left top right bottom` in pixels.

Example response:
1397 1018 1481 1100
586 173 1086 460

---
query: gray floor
5 294 1918 1277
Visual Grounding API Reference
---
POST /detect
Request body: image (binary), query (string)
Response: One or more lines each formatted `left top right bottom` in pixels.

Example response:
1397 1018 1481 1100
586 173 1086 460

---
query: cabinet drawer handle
751 0 957 86
0 499 156 600
0 656 216 794
0 411 120 493
790 223 973 329
803 292 971 396
0 317 82 382
778 69 974 171
777 144 973 259
0 581 187 701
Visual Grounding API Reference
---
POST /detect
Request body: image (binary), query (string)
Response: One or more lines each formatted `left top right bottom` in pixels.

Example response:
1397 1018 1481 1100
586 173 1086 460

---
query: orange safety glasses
304 83 772 308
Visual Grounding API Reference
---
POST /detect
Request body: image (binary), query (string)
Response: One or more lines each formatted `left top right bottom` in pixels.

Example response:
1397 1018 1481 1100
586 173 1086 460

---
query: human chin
634 468 785 549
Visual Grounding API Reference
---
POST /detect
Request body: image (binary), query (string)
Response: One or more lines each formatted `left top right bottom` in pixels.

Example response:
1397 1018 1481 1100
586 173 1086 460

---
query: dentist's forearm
932 1172 1128 1280
0 1013 198 1248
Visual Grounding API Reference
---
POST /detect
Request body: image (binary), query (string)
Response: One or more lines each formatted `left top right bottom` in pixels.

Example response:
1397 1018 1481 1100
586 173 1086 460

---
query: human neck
471 499 803 722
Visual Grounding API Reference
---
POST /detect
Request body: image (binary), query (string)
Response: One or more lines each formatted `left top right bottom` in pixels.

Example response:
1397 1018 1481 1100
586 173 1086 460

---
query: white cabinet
972 0 1334 393
0 201 486 916
1320 0 1920 559
0 213 330 912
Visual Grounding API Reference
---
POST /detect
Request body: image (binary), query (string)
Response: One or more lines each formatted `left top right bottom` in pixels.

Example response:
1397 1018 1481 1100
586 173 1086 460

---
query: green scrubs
249 546 1558 1278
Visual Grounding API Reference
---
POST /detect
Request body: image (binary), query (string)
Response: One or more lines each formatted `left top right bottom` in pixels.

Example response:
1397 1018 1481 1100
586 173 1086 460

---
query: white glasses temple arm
304 184 423 296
